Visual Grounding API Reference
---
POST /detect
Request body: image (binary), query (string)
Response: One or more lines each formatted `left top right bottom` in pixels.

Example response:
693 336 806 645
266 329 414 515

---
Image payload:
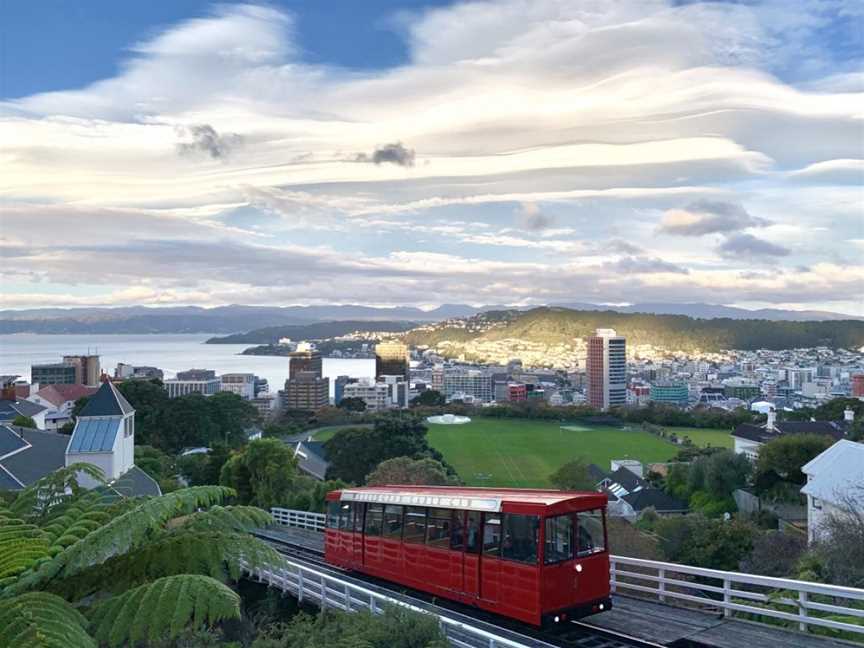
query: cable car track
253 531 665 648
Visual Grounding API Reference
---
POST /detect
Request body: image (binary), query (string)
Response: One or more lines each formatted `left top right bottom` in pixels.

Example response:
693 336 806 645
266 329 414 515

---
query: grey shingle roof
291 441 330 481
0 465 23 490
0 426 68 488
109 466 162 498
0 399 47 422
623 488 689 513
0 425 28 458
78 381 134 418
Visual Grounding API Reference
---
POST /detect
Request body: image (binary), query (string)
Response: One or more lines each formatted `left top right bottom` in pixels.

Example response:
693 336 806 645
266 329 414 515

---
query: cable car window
365 504 384 537
544 514 573 564
338 502 353 530
482 514 502 556
450 511 466 550
383 505 404 539
501 514 539 564
426 508 453 548
577 509 606 556
466 511 481 553
353 503 365 532
326 501 340 529
403 507 427 544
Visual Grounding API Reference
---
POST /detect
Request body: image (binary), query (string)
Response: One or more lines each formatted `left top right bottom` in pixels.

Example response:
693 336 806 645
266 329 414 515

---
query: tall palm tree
0 464 279 647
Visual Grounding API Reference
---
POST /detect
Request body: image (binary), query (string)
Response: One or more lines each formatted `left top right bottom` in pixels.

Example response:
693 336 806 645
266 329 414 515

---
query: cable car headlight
575 564 583 572
554 616 560 623
599 603 605 610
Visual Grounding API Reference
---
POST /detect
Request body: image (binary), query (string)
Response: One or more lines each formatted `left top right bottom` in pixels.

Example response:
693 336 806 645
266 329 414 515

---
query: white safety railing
247 557 546 648
270 507 326 532
269 508 864 638
611 556 864 637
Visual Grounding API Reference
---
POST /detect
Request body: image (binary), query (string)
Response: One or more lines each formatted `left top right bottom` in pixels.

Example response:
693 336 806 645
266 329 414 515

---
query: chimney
1 385 16 401
766 407 777 431
845 408 855 423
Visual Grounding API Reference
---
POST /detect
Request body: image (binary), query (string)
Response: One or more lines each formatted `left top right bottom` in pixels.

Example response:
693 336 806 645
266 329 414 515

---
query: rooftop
78 380 134 418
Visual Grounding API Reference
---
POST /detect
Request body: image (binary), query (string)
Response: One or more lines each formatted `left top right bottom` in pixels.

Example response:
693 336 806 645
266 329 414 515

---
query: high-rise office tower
289 343 323 379
586 328 626 411
62 355 101 386
375 340 409 380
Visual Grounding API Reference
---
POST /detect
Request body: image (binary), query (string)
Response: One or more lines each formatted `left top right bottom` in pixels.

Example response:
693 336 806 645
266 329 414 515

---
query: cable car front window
326 502 340 529
577 509 606 556
339 502 353 530
544 514 573 564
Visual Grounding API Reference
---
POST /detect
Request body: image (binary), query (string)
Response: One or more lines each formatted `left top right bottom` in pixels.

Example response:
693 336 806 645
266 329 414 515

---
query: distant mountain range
0 302 859 335
403 307 864 352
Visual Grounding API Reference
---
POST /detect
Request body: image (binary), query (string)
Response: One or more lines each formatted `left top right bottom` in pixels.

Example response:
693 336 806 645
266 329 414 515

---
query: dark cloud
514 202 554 231
717 233 790 260
659 200 769 236
177 124 243 159
608 256 689 274
355 142 416 167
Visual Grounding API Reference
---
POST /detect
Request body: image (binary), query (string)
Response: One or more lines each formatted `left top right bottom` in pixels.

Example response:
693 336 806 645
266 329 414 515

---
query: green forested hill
403 307 864 351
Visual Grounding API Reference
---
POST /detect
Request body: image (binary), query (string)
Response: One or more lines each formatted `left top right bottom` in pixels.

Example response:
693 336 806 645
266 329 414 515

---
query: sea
0 334 375 398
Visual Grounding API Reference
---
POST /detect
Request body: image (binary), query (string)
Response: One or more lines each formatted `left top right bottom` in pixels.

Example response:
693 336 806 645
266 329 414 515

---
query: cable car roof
337 486 605 513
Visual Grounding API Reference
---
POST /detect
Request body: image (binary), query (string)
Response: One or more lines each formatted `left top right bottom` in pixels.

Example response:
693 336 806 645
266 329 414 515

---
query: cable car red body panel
324 486 612 626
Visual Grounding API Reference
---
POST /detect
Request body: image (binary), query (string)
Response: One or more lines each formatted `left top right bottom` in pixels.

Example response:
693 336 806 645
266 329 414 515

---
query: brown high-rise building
585 329 626 411
852 374 864 399
62 355 101 386
375 340 409 380
289 344 323 379
284 371 329 411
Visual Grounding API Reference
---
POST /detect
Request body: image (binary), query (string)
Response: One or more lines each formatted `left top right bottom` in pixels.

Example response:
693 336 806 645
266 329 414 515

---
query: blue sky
2 1 445 97
1 1 862 313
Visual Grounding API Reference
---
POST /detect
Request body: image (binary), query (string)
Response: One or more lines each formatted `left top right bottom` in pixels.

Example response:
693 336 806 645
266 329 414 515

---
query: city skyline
2 1 862 314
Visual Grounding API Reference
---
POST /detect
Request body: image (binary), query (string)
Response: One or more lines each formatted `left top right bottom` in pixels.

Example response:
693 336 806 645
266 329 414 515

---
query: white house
800 440 864 544
27 384 96 430
65 380 159 495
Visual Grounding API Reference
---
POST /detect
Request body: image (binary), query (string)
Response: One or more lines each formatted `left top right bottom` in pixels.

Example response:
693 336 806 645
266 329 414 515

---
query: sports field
664 426 733 449
424 418 729 487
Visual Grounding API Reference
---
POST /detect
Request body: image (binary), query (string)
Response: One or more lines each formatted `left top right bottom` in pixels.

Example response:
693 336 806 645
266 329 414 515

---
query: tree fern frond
87 575 240 648
48 531 280 600
0 514 51 583
9 464 107 521
0 592 95 648
177 505 272 533
4 486 235 597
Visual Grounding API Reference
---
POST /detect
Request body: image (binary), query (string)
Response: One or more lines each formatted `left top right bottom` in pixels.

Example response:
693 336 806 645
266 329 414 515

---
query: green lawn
665 426 734 449
426 418 684 487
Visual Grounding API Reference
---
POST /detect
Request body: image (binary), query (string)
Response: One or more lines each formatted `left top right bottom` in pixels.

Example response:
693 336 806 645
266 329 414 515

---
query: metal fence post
723 577 731 618
798 590 808 632
610 557 617 594
658 568 666 603
298 570 304 602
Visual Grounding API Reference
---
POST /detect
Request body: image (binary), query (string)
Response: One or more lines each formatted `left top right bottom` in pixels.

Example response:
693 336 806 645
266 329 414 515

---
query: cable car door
462 511 481 599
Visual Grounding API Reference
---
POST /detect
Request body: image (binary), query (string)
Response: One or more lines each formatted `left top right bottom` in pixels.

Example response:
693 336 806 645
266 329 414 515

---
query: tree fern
0 512 50 586
175 505 272 533
49 530 280 600
0 592 95 648
4 486 235 596
86 574 240 647
39 491 113 551
9 463 107 521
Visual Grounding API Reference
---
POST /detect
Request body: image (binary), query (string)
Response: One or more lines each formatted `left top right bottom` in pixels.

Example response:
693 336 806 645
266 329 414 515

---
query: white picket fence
270 507 864 638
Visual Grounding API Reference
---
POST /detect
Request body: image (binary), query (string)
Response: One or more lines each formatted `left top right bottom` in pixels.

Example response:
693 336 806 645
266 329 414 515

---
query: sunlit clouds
1 1 862 313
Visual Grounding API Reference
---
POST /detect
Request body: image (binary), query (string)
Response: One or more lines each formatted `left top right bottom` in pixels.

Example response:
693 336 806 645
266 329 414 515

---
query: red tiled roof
34 384 97 408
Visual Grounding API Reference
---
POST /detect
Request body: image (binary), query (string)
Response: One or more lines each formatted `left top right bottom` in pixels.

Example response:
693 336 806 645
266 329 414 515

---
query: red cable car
324 486 611 626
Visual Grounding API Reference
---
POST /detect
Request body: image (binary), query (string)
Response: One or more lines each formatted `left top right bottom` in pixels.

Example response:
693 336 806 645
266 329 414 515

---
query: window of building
577 509 606 556
544 514 573 564
365 504 384 536
403 507 427 544
426 508 453 548
812 498 822 510
383 505 404 539
502 514 539 564
482 514 501 557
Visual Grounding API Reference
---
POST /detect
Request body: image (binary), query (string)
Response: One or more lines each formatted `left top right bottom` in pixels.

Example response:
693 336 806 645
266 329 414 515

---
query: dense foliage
650 514 759 570
324 412 455 484
366 456 454 486
74 380 259 454
0 466 278 648
405 307 864 352
548 457 596 491
220 439 298 510
753 434 834 501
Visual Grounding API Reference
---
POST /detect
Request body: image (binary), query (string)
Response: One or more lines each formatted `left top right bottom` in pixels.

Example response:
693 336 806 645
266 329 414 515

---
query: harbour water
0 334 375 397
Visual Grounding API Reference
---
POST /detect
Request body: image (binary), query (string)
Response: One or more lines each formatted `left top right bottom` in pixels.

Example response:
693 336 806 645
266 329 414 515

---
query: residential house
27 383 97 430
800 439 864 543
732 408 852 460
